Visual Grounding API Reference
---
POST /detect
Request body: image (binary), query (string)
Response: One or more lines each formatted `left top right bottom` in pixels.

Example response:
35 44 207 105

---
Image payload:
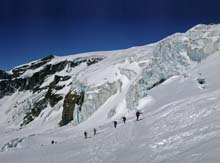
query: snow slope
0 24 220 163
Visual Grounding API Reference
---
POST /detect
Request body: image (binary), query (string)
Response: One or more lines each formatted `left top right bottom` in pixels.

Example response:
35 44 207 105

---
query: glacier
0 24 220 163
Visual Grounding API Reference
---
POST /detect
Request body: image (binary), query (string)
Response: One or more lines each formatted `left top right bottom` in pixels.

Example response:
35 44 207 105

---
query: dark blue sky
0 0 220 70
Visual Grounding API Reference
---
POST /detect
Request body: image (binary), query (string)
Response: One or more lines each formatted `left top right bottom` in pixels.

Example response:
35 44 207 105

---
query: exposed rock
60 91 76 126
0 56 102 99
60 90 85 126
49 94 63 107
53 75 71 85
43 75 72 107
20 74 70 126
21 98 48 126
13 61 71 92
45 86 63 107
71 57 104 67
86 57 104 66
0 55 103 127
29 60 48 70
0 70 11 79
41 55 54 62
12 65 29 77
147 78 166 90
0 78 28 98
12 55 54 78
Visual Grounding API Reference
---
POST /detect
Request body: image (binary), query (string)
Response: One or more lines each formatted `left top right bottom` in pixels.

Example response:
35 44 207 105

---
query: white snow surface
0 24 220 162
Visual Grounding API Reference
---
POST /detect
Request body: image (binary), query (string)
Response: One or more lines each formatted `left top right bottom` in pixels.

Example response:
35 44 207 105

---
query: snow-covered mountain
0 24 220 163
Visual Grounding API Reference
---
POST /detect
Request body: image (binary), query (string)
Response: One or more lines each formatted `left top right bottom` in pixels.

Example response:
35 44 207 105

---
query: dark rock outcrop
41 55 55 62
0 61 70 97
0 78 29 98
44 75 71 107
71 57 104 67
45 85 63 107
21 98 48 126
20 74 71 126
0 80 16 98
0 55 103 127
0 56 103 99
12 65 29 78
60 90 85 126
86 57 103 66
0 70 12 79
60 91 76 126
147 78 167 90
12 55 55 78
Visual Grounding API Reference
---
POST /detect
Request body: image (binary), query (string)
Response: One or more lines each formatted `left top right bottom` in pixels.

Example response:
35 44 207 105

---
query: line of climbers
84 110 143 139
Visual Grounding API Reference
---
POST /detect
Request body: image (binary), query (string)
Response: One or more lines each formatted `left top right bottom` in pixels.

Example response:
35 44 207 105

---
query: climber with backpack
84 131 88 139
122 116 126 124
113 121 117 128
93 128 97 136
136 110 143 121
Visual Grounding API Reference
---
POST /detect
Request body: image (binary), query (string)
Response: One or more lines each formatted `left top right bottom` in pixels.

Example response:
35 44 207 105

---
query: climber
51 140 57 144
84 131 88 139
136 110 143 121
122 116 126 124
93 128 97 136
113 121 117 128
